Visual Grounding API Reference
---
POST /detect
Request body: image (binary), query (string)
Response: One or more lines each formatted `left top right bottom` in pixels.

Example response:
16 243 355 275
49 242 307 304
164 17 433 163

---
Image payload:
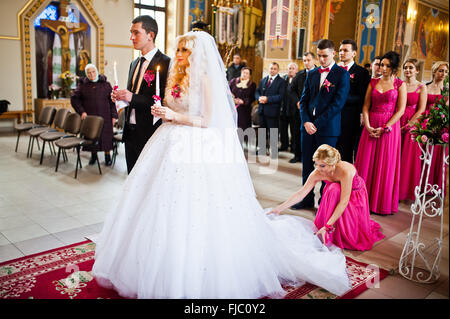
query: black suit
336 63 370 163
123 50 171 174
280 74 301 157
290 69 313 159
255 74 286 155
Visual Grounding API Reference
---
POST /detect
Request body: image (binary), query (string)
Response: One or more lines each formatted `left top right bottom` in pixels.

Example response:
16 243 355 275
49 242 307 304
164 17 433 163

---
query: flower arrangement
48 83 61 99
60 71 77 98
411 75 449 145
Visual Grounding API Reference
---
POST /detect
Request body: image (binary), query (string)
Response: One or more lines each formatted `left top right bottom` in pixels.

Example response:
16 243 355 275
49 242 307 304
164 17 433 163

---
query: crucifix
40 0 88 74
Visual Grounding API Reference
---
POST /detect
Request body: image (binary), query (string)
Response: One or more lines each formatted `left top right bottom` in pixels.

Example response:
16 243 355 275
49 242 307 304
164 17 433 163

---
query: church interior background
0 0 449 300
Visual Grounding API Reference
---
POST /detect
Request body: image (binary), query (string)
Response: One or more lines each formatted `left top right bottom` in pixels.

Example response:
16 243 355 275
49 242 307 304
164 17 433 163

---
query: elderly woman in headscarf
71 63 118 166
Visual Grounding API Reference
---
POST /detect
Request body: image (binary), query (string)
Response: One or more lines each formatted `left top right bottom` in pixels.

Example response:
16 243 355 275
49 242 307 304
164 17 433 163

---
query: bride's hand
314 227 327 244
267 207 282 215
151 105 175 121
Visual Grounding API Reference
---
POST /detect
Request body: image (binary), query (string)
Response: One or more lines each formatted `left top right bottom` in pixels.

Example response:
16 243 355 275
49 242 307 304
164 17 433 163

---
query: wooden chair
39 112 81 165
28 108 68 159
14 106 55 153
54 115 104 179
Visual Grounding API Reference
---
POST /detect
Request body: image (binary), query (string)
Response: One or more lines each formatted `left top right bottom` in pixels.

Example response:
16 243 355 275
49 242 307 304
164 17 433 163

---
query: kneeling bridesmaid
269 144 385 251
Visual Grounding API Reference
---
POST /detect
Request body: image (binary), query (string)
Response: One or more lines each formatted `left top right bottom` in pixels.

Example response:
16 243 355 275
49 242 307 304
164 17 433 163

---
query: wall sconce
407 8 417 22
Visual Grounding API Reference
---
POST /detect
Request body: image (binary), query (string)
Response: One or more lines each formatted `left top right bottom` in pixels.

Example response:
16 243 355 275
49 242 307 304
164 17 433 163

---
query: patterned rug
0 240 389 299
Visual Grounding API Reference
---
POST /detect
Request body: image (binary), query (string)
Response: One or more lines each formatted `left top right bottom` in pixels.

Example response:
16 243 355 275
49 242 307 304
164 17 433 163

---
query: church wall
0 0 29 118
92 0 134 90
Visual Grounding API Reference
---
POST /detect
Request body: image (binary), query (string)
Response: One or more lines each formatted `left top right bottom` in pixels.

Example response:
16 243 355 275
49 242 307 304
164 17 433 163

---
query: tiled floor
0 130 448 299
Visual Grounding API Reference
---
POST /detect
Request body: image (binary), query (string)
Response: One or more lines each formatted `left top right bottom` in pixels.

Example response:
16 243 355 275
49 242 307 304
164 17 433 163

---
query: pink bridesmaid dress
399 85 424 200
314 171 385 251
355 78 402 215
426 93 448 193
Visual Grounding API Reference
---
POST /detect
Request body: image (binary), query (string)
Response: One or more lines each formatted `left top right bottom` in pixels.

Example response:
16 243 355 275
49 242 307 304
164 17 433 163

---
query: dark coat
281 74 299 117
229 77 256 130
255 75 286 118
123 50 171 150
71 75 118 152
226 63 245 82
299 64 350 137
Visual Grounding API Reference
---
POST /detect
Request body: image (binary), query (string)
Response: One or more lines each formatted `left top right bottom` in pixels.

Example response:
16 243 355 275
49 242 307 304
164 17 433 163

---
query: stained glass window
34 3 80 28
34 4 58 27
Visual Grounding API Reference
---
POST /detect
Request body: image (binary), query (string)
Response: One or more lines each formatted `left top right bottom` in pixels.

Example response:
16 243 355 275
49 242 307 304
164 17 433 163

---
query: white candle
156 65 160 96
113 61 118 88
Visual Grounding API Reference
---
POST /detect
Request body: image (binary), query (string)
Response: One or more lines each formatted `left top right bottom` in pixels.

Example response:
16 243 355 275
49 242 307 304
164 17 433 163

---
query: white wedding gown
92 95 351 299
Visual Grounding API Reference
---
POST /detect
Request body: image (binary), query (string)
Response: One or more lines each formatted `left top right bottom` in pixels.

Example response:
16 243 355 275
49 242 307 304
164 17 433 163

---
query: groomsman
293 39 350 209
255 62 286 157
279 62 299 152
290 52 317 163
371 56 383 78
336 39 371 163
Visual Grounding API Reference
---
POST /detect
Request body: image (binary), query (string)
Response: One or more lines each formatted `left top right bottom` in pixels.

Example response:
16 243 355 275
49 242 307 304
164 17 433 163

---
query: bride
92 31 351 299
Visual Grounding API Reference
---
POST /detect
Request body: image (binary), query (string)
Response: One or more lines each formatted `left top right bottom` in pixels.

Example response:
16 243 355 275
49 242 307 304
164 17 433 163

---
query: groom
113 15 171 174
293 39 350 209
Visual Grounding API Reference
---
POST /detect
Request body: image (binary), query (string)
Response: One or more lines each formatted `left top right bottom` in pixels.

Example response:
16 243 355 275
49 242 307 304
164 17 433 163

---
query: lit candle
156 65 160 97
113 61 118 90
153 65 161 125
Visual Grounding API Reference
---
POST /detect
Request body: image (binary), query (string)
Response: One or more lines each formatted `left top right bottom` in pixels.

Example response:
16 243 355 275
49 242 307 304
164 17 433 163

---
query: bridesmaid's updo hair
313 144 341 166
381 51 400 74
403 58 420 70
431 61 449 79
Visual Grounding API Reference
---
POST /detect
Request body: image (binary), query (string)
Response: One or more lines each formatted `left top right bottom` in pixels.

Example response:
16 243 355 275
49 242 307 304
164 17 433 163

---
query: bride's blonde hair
313 144 341 166
164 35 196 104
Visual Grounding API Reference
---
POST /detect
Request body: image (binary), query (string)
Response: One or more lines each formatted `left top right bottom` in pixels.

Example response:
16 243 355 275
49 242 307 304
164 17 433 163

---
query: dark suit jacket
281 75 299 117
123 50 171 146
344 63 371 114
299 64 350 137
255 75 286 118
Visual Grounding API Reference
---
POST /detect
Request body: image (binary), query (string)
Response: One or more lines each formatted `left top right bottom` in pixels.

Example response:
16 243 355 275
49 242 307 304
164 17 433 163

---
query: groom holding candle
112 15 170 174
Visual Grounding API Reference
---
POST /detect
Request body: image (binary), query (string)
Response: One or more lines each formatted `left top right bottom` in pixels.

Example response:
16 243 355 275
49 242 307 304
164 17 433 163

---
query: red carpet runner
0 240 388 299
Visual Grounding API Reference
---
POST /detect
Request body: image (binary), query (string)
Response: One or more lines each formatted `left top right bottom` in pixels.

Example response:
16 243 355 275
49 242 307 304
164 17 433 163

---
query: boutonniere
171 84 181 99
350 73 355 79
322 79 334 92
143 70 155 87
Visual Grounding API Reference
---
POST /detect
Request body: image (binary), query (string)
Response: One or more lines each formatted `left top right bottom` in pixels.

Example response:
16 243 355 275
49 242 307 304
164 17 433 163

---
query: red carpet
0 240 388 299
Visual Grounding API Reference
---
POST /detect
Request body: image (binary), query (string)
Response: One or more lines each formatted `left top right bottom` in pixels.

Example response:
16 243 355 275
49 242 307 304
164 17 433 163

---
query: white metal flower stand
399 140 449 283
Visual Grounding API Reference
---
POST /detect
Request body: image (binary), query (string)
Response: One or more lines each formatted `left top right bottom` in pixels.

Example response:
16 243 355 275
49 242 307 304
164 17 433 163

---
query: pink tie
319 67 330 73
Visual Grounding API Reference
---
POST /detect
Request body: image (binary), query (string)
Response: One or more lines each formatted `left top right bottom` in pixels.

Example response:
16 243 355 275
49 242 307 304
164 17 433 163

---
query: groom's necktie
132 57 147 93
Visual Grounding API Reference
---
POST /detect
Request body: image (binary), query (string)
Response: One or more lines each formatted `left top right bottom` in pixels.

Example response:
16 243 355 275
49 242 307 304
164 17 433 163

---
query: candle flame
157 65 160 71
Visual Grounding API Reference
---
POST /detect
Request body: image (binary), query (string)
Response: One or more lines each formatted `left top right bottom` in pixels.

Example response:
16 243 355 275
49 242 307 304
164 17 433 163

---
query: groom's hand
116 89 133 103
304 122 317 135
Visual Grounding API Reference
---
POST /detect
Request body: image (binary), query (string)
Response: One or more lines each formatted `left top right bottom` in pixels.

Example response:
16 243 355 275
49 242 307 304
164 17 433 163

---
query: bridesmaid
399 59 427 200
354 51 407 215
426 61 449 192
268 144 385 251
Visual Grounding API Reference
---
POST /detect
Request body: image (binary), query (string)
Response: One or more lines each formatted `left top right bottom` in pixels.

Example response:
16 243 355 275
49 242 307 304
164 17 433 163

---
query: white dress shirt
130 47 159 124
338 60 354 72
319 60 335 87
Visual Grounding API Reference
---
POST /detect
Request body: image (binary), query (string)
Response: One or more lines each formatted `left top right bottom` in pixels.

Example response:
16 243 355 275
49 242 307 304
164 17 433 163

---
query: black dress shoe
291 202 314 210
105 153 112 166
289 157 301 163
88 153 97 165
